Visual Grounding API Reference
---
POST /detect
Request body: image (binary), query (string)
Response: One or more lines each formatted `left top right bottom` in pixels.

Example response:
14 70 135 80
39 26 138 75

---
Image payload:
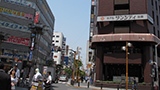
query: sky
46 0 91 67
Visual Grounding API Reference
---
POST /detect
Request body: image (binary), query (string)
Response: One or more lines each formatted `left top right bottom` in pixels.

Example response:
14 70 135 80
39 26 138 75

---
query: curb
68 84 107 90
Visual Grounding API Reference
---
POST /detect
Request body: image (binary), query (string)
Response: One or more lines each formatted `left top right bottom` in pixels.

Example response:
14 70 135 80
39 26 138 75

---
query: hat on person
35 68 39 73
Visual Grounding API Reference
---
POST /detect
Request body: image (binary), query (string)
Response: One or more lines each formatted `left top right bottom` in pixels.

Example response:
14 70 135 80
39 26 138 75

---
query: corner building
0 0 55 72
91 0 160 88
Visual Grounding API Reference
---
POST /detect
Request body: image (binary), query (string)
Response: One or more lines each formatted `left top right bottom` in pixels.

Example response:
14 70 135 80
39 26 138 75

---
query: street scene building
52 32 66 65
0 0 55 73
90 0 160 89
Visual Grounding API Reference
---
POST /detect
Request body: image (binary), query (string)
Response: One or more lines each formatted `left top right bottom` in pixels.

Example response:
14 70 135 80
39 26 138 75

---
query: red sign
34 12 40 23
6 36 29 46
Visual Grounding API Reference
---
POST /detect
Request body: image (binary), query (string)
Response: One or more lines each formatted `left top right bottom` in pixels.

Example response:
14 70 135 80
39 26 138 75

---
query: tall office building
90 0 160 89
0 0 55 71
52 32 66 65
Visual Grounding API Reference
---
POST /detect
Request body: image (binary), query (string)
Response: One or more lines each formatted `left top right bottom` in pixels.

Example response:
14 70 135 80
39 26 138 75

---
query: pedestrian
32 68 43 82
85 76 88 83
81 76 83 83
132 77 138 90
44 72 52 90
31 68 43 90
0 61 11 90
14 64 20 86
9 69 16 90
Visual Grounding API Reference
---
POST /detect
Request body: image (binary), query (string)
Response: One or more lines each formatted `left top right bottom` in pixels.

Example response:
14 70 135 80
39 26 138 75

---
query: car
59 75 68 81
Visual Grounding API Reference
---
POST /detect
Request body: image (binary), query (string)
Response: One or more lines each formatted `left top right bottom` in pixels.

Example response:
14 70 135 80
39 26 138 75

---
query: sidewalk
67 79 131 90
15 86 28 90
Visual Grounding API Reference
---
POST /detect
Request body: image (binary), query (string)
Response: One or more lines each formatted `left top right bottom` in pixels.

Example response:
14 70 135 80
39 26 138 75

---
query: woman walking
9 69 17 90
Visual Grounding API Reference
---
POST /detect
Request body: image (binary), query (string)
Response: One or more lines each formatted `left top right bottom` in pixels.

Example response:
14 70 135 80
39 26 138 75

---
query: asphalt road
53 83 93 90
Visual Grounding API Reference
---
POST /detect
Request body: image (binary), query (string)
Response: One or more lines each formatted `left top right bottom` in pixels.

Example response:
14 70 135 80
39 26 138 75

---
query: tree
75 59 83 67
64 67 72 78
80 70 86 76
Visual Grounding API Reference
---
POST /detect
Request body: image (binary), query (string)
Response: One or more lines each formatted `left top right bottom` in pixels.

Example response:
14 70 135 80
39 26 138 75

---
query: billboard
6 36 30 46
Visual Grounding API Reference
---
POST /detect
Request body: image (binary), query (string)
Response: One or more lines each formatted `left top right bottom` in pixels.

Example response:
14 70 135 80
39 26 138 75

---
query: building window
56 41 59 43
56 35 59 38
156 1 158 10
54 56 57 58
151 0 153 6
158 31 160 38
152 11 155 21
157 16 159 26
114 4 129 10
114 21 130 33
53 35 55 37
153 27 156 35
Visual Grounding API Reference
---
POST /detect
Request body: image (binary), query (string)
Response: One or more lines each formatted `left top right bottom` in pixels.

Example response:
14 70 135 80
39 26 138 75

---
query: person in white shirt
14 64 20 86
45 72 52 90
32 68 43 82
30 68 43 90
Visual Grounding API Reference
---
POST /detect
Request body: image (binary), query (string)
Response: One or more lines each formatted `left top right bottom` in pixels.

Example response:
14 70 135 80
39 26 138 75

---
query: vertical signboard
34 11 40 23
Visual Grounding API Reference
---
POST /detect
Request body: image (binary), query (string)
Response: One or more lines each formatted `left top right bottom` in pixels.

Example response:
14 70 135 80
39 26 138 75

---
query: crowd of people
0 62 20 90
0 61 53 90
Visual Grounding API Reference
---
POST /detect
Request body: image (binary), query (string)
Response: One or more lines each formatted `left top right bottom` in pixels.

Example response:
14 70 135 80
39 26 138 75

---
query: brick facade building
91 0 160 89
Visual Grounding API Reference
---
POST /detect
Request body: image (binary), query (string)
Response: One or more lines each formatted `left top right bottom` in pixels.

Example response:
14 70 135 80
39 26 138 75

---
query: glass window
56 35 59 38
56 41 59 43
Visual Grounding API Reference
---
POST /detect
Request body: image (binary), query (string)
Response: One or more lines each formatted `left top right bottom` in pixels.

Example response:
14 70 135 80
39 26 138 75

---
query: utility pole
76 54 80 82
71 47 80 85
126 41 128 90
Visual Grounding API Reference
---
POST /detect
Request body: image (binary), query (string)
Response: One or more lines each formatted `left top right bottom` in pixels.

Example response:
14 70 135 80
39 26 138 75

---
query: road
52 81 93 90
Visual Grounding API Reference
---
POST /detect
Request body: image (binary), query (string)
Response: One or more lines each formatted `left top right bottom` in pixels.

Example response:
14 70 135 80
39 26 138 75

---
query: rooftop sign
97 14 153 24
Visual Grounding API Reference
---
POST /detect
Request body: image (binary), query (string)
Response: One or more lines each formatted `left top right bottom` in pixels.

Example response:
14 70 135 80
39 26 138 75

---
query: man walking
132 77 138 90
0 61 11 90
44 72 52 90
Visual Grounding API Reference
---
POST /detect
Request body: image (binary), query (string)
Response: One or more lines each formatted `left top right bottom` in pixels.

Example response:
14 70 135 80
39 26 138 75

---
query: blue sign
63 56 68 65
28 51 33 61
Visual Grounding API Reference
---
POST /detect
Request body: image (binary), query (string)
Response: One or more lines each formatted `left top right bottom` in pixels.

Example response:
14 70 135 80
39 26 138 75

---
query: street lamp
155 42 160 89
122 41 132 90
28 22 49 87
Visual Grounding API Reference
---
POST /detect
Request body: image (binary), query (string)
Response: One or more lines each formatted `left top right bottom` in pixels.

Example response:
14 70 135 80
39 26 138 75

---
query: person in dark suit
0 61 11 90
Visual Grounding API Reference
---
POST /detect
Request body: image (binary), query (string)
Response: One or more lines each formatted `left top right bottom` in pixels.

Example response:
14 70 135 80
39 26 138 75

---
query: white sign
2 0 36 9
0 20 30 32
97 14 153 24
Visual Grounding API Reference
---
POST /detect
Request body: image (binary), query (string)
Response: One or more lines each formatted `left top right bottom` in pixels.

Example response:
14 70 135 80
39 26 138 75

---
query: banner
34 12 40 23
0 20 30 32
2 0 36 9
6 36 29 46
0 7 33 20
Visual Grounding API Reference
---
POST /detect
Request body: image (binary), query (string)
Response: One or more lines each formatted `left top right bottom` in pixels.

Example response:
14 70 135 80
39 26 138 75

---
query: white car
59 75 68 81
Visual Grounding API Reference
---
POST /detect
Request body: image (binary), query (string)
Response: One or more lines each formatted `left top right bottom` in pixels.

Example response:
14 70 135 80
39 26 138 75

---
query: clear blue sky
46 0 91 67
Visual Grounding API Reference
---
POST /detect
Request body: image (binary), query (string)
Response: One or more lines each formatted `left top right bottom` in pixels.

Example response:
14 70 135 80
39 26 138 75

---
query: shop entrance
103 64 143 82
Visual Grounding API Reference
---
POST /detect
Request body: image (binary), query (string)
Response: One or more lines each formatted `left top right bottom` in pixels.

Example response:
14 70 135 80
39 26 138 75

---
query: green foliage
64 67 72 75
79 70 86 76
48 60 54 66
75 59 83 67
56 64 63 73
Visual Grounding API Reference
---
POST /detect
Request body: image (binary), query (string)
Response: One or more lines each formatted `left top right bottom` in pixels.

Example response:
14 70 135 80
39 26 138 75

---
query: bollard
101 83 103 89
88 82 90 88
78 81 80 87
